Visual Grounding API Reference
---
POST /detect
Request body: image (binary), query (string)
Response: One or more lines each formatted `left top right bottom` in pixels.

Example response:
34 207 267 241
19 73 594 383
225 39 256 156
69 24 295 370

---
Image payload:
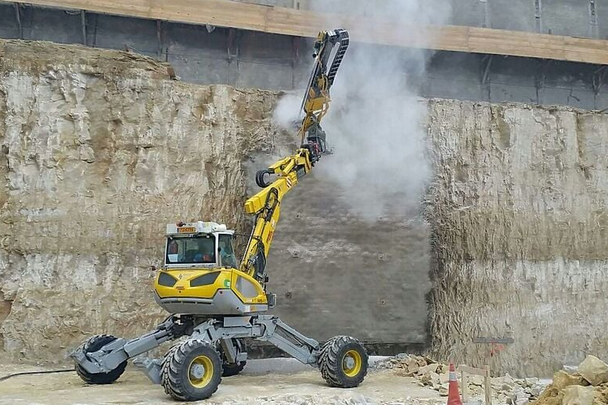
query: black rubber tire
222 361 246 377
74 334 127 385
318 335 368 388
160 344 185 401
160 339 222 401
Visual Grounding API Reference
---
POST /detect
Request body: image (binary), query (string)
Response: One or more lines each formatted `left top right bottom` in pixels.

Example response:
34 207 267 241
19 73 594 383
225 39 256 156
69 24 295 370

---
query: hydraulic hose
0 368 74 382
256 169 273 188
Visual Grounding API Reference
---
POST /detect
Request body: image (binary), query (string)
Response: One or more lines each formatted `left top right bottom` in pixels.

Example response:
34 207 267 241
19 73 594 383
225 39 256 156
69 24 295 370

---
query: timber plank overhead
10 0 608 65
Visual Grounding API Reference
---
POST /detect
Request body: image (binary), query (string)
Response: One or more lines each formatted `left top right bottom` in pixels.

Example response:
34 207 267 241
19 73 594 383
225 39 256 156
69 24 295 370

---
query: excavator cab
154 221 268 315
163 222 238 269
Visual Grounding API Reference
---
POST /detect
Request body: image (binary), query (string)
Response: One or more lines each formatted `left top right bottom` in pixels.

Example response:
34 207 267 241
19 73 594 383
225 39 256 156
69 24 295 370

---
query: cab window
219 234 238 268
166 236 215 264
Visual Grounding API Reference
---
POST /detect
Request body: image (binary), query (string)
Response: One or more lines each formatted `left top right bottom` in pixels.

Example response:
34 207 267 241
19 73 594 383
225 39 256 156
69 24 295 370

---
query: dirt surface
0 360 443 405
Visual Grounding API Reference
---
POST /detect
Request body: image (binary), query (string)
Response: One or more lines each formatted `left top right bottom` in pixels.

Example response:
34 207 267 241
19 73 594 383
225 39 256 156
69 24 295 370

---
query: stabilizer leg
71 316 189 384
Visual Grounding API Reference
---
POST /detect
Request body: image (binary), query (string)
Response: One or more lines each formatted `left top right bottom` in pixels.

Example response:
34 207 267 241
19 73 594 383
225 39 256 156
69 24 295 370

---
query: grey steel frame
71 314 320 384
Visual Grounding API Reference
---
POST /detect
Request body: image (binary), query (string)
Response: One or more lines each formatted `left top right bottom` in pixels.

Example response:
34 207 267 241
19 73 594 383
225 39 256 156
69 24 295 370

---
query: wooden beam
8 0 608 65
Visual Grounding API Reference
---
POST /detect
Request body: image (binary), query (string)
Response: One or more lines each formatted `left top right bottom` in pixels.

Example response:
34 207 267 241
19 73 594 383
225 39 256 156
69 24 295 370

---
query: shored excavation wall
426 101 608 376
0 39 605 376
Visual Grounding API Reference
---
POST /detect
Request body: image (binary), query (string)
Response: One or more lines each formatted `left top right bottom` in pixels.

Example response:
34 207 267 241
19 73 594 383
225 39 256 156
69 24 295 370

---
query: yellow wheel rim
342 349 362 377
188 355 214 388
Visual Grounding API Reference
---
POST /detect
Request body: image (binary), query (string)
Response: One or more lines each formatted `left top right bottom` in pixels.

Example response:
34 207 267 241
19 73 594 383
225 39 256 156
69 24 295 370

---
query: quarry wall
426 101 608 376
0 39 607 377
0 39 287 362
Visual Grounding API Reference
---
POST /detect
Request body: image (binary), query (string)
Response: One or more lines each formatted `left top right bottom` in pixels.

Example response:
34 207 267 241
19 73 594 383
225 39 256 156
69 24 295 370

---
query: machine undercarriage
73 314 367 400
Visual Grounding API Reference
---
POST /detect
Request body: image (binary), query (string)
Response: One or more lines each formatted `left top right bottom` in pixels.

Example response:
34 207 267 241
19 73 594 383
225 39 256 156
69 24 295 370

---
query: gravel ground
0 358 444 405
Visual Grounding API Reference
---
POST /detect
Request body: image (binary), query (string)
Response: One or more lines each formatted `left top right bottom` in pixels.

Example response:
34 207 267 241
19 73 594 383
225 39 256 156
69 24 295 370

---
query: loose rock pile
531 355 608 405
374 354 451 396
374 354 548 403
376 354 608 405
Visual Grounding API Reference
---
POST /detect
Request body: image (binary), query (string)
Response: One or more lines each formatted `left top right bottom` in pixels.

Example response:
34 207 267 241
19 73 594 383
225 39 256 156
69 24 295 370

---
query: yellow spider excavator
71 29 368 402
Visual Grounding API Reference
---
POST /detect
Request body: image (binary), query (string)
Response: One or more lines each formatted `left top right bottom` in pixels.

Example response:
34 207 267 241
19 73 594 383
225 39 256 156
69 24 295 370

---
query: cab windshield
166 235 215 264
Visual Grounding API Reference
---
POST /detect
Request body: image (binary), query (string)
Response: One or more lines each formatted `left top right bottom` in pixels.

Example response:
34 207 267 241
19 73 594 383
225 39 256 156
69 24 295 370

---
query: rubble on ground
374 354 549 403
530 355 608 405
375 354 608 405
577 356 608 386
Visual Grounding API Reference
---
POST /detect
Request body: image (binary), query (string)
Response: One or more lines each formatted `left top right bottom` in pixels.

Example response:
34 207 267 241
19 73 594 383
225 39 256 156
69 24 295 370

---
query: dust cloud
274 0 451 221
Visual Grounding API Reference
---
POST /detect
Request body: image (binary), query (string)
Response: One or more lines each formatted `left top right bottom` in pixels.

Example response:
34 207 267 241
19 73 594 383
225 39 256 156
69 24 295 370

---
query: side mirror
150 265 157 271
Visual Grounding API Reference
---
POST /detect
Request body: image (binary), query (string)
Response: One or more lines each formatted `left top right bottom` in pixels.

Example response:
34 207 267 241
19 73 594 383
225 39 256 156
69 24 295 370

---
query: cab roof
166 221 232 236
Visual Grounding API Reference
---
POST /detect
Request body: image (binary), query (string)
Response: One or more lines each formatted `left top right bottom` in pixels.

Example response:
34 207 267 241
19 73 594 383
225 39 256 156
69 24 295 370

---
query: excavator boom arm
299 29 350 147
239 29 349 283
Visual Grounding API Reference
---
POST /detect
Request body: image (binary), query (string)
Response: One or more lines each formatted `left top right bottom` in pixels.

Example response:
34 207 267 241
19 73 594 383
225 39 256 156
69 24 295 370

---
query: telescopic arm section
239 29 349 285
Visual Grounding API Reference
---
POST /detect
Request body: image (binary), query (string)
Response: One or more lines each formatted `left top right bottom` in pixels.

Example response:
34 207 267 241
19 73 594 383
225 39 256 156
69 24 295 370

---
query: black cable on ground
0 368 74 382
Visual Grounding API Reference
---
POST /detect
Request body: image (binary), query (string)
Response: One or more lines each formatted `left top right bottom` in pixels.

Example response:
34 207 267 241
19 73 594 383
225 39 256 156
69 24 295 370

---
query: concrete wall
2 0 606 39
0 3 307 91
449 0 488 28
542 0 592 37
424 52 608 111
300 0 601 39
0 4 19 39
488 0 537 32
444 0 599 38
2 3 608 110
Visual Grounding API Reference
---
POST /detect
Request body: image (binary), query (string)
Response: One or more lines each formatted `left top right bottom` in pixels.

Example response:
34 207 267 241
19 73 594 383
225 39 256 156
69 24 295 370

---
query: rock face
0 39 286 362
2 39 608 377
425 101 608 376
0 38 435 364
